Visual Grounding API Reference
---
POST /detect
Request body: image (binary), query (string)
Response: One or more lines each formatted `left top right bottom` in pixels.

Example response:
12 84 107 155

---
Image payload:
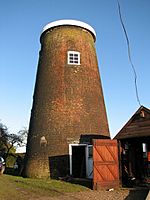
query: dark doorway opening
72 146 86 178
121 138 150 187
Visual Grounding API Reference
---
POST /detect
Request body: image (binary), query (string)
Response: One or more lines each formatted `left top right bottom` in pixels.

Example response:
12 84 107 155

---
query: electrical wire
117 0 141 106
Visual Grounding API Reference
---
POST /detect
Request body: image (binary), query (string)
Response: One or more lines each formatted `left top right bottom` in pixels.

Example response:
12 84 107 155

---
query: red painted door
93 139 119 190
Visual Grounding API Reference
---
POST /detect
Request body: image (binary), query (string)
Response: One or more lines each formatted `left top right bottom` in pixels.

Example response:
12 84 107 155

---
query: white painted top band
42 19 96 40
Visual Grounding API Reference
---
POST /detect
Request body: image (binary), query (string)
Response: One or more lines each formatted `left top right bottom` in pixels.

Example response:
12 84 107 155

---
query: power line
117 0 141 106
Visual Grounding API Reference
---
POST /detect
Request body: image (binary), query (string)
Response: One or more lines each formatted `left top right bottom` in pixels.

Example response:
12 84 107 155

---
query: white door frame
87 145 93 179
69 144 88 177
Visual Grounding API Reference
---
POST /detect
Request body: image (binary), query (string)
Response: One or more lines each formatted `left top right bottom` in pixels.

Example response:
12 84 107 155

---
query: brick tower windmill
24 20 110 179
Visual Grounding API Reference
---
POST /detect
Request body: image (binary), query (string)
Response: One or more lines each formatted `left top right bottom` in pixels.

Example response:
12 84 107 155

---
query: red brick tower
25 20 110 178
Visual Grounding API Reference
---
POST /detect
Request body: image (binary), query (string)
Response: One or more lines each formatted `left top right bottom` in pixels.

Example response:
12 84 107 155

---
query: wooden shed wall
115 106 150 140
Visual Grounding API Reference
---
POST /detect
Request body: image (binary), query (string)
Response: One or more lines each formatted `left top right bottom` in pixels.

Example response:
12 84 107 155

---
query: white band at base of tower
42 19 96 40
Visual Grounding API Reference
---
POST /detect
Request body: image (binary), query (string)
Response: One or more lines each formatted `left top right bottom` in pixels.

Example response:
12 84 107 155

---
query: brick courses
24 22 110 178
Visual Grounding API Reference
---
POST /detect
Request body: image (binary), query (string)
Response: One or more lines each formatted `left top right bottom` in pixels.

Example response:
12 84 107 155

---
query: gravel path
31 189 149 200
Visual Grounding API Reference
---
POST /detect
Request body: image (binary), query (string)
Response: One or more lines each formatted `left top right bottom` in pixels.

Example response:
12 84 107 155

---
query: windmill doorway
69 144 93 179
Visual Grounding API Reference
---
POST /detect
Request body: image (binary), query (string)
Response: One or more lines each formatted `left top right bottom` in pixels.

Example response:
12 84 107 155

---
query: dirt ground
0 175 149 200
22 189 149 200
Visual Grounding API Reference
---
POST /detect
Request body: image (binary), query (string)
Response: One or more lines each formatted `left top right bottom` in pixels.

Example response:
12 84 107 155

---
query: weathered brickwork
24 23 110 178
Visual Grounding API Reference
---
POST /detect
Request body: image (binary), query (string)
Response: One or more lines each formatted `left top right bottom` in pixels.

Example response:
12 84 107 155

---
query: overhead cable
117 0 141 106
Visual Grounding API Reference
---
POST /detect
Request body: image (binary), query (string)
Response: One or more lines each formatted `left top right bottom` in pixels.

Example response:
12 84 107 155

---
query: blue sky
0 0 150 139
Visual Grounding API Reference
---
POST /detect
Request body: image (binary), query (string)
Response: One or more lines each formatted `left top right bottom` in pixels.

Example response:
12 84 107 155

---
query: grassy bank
0 175 89 200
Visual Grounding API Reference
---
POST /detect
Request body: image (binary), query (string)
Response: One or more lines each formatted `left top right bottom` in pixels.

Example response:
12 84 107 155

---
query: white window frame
67 51 80 65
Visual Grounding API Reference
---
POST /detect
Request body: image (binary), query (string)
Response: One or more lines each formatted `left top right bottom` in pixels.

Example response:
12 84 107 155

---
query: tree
0 123 8 156
0 122 28 160
17 127 28 147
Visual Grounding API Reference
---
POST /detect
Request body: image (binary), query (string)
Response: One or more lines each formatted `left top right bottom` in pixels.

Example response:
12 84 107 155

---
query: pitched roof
114 106 150 140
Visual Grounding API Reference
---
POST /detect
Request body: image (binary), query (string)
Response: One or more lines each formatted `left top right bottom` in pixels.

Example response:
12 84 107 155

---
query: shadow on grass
65 177 93 189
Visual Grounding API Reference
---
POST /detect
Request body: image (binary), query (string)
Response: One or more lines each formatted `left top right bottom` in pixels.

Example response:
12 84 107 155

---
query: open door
93 139 119 190
72 145 86 178
69 144 93 179
69 144 87 178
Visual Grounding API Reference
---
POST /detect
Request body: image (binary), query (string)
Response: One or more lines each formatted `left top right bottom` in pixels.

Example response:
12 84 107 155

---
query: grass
0 175 89 200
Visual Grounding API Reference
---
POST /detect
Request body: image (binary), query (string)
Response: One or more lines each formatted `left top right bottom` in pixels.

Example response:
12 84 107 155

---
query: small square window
67 51 80 65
